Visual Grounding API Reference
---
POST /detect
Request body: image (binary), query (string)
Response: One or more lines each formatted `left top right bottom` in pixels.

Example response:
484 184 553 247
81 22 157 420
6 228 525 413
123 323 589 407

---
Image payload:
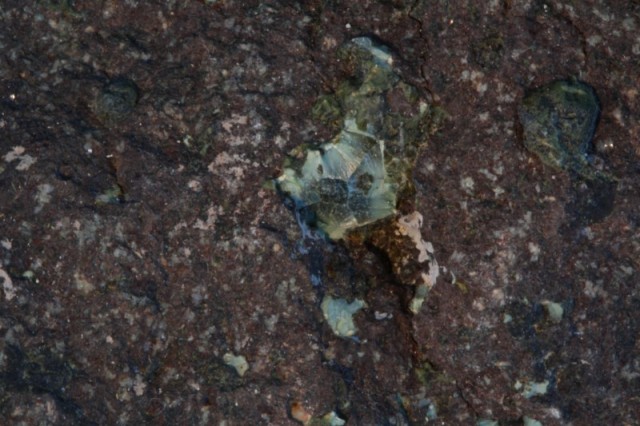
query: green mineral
307 411 346 426
518 78 612 182
276 37 436 239
518 379 549 399
523 417 543 426
222 353 249 377
542 300 564 323
321 296 365 338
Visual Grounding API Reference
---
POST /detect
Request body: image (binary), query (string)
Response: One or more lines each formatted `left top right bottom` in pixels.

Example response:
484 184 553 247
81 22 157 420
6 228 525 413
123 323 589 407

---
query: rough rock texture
1 1 639 425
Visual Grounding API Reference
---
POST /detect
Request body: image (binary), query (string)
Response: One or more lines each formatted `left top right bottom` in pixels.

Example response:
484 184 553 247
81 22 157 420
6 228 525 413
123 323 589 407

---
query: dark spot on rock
518 78 610 182
55 162 75 180
563 179 617 228
354 172 374 192
95 77 140 123
197 357 244 392
470 33 505 69
505 301 543 340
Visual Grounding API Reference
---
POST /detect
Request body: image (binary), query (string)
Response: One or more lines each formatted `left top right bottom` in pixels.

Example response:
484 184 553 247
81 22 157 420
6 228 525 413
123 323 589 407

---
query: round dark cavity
518 78 601 178
95 77 140 123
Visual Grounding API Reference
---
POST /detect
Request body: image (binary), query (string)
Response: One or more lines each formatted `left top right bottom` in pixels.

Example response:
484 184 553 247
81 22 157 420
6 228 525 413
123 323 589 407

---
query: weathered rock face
1 1 639 425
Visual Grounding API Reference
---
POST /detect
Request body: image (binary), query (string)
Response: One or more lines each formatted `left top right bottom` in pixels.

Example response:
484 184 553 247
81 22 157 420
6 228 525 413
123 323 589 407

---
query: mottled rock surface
1 1 639 425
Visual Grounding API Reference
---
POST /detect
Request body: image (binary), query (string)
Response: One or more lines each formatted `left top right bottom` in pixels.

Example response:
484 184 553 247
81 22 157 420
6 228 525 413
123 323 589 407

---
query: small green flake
321 296 365 338
222 353 249 377
476 420 499 426
315 411 346 426
409 283 430 314
523 417 543 426
520 380 549 398
542 300 564 323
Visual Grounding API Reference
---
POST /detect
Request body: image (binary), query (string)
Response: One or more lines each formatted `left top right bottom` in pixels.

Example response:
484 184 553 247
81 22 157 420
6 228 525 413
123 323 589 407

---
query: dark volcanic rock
1 1 639 425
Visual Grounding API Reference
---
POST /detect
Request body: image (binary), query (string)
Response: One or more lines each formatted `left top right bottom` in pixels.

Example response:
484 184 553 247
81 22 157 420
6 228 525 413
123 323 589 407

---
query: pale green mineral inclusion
276 37 433 239
542 300 564 323
321 296 365 338
222 353 249 377
523 417 543 426
310 411 346 426
518 379 549 399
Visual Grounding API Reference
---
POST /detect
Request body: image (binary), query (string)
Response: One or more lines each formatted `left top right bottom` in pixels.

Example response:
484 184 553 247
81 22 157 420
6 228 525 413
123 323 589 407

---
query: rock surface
1 1 639 424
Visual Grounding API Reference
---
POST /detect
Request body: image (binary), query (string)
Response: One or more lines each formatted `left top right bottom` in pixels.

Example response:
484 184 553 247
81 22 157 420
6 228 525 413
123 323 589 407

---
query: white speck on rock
592 8 612 22
3 146 25 161
479 168 497 182
74 272 95 294
221 113 248 133
4 146 37 171
133 374 147 396
208 151 251 193
397 212 436 270
374 311 391 320
460 176 475 193
396 212 440 313
223 353 249 377
528 242 540 262
460 69 488 95
34 183 54 213
587 35 602 47
0 267 16 301
583 280 606 299
492 288 505 304
194 205 220 231
187 179 202 192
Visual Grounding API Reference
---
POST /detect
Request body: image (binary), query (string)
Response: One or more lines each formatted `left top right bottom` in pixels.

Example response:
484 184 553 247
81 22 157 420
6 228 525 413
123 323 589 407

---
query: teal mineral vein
276 37 432 239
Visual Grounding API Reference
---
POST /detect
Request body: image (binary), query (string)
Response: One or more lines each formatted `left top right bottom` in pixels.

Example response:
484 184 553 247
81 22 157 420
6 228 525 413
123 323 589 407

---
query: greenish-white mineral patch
321 296 365 338
409 282 430 314
313 411 346 426
516 379 549 399
276 37 438 239
476 420 498 426
523 417 543 426
223 353 249 377
542 300 564 323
